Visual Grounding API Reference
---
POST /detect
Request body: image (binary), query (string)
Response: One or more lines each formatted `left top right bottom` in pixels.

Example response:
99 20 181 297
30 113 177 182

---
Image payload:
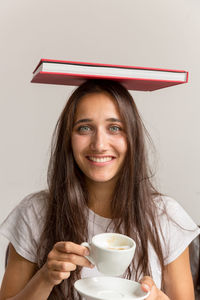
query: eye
77 125 92 134
109 125 122 133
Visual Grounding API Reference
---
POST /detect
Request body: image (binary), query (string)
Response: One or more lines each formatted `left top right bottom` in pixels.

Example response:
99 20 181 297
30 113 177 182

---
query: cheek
112 136 127 156
71 135 89 156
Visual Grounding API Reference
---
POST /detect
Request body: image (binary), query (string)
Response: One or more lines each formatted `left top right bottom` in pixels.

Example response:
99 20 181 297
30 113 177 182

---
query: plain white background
0 0 200 284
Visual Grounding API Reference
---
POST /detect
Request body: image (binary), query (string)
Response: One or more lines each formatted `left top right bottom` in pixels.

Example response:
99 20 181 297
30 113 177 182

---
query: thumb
140 276 154 293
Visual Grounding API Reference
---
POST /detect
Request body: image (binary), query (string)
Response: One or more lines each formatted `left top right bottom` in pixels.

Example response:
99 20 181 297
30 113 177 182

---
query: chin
87 175 116 184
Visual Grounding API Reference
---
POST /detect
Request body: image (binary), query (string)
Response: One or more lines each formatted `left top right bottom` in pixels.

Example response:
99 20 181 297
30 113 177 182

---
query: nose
90 128 108 152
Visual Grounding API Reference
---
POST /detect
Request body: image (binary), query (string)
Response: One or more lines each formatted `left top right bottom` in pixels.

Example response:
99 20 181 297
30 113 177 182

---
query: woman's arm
0 242 93 300
163 247 194 300
0 244 53 300
140 247 194 300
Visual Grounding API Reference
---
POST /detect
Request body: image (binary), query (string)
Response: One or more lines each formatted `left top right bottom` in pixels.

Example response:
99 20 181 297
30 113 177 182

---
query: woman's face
71 92 127 184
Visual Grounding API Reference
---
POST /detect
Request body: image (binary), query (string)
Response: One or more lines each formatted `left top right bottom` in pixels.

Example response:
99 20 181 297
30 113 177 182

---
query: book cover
31 58 188 91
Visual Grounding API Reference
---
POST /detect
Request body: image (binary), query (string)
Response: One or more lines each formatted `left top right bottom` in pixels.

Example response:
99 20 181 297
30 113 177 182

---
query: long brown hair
37 79 165 299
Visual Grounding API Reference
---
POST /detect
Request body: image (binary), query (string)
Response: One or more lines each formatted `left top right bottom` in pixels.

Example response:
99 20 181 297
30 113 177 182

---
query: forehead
74 92 121 119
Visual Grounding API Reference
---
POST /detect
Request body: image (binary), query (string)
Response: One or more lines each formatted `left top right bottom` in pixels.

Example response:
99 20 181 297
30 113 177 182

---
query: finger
50 242 94 268
50 253 93 268
139 276 155 292
48 260 77 272
48 249 94 268
55 241 89 256
49 249 81 261
51 270 71 281
66 253 94 268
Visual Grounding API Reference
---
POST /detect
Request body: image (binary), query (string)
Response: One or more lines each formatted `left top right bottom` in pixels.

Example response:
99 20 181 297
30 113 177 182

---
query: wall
0 0 200 284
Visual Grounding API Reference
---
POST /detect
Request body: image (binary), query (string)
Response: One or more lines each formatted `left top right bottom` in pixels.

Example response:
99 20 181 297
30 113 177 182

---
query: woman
0 79 199 299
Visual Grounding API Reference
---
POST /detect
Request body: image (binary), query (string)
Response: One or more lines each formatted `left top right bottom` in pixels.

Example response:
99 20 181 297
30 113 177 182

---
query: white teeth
88 156 113 163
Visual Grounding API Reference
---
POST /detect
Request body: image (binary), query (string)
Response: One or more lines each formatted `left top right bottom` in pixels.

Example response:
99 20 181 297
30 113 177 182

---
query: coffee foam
96 235 131 250
107 245 130 250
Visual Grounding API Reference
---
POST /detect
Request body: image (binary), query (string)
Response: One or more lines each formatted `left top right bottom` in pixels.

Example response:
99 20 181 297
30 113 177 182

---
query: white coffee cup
81 233 136 276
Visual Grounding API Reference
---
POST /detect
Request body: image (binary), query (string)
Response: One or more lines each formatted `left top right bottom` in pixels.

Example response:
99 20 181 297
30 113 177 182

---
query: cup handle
81 242 95 265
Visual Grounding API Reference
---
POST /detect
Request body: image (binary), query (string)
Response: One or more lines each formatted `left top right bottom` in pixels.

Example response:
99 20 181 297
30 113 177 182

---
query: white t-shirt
0 193 199 291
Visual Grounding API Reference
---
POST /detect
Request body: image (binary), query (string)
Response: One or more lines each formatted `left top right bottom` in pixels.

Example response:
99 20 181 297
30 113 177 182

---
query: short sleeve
159 197 200 265
0 193 47 263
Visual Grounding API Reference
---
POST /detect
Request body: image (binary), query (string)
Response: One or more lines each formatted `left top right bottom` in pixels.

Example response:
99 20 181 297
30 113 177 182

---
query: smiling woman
0 79 199 300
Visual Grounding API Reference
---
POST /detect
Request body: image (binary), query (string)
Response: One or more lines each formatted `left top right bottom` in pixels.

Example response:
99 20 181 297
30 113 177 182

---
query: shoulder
0 190 49 263
17 190 48 217
154 195 198 230
0 190 49 228
154 195 183 211
7 190 49 229
153 195 200 265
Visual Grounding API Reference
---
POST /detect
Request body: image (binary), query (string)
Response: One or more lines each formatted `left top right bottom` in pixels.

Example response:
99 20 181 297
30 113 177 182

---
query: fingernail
84 248 90 256
142 283 150 292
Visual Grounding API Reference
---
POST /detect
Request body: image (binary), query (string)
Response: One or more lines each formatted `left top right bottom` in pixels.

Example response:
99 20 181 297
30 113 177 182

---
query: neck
86 179 116 218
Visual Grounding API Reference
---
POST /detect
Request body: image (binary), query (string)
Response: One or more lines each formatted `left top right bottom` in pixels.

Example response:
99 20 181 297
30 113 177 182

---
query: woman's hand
140 276 170 300
39 241 94 287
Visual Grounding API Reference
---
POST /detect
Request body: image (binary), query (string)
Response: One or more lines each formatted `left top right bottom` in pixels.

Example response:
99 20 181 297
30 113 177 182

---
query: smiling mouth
86 156 114 163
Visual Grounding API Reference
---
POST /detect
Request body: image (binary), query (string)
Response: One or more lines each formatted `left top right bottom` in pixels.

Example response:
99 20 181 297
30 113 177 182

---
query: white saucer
74 277 150 300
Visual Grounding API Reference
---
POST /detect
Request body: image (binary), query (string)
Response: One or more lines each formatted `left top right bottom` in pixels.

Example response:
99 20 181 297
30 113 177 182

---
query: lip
85 155 116 166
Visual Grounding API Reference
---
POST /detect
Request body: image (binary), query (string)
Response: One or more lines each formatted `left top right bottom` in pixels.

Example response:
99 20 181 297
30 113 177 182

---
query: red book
31 58 188 91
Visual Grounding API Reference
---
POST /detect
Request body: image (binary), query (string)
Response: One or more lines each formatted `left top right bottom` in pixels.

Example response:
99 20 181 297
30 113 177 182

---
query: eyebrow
74 118 122 126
